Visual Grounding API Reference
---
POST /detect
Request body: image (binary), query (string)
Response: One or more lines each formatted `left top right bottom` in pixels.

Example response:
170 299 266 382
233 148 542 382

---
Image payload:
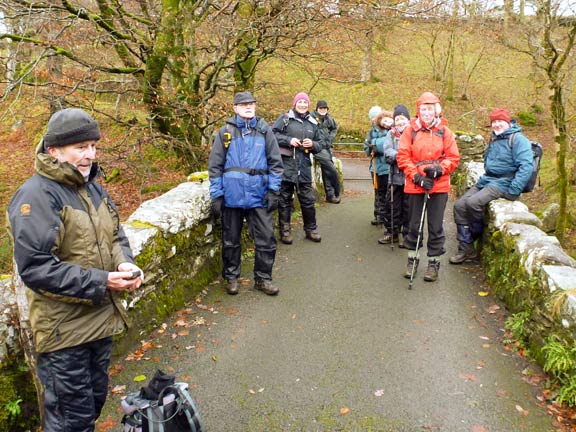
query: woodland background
0 0 575 275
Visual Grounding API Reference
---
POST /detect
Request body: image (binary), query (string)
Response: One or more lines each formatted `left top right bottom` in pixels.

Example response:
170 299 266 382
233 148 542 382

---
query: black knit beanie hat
393 104 411 121
43 108 101 151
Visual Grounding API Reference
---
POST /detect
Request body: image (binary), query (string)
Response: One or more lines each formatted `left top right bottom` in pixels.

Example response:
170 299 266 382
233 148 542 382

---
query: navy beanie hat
393 104 410 121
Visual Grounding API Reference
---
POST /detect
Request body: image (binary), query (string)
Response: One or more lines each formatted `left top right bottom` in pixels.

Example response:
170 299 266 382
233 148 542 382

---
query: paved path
100 183 556 432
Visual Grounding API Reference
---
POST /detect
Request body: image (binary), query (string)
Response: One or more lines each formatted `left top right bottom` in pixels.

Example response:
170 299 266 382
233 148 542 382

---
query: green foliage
504 311 530 342
517 111 537 126
3 399 22 418
542 336 576 406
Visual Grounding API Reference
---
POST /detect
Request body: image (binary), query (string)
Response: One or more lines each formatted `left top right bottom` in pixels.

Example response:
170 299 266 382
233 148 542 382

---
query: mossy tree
0 0 325 170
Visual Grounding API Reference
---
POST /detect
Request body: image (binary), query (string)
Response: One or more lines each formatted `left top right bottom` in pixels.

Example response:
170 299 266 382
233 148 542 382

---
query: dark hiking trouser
314 149 341 198
278 181 317 232
371 172 388 223
38 337 113 432
222 206 276 282
384 183 409 236
404 192 448 257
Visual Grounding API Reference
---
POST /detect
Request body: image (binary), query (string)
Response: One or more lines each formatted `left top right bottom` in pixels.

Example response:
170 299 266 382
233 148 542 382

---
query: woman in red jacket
396 92 460 282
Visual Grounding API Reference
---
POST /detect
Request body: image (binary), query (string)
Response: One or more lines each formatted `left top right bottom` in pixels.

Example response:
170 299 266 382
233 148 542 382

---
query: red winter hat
490 108 510 124
293 92 310 107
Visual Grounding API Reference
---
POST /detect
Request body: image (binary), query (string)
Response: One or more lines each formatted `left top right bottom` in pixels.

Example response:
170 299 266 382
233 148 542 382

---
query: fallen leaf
227 308 239 315
211 355 218 362
471 425 489 432
96 415 117 431
459 372 477 382
291 314 297 320
111 385 126 395
258 388 264 393
339 407 350 415
515 404 529 416
109 364 123 377
496 389 507 397
174 319 188 327
374 389 385 397
486 304 500 314
479 336 490 340
248 389 256 394
478 291 489 297
133 374 147 382
178 330 190 336
476 361 486 369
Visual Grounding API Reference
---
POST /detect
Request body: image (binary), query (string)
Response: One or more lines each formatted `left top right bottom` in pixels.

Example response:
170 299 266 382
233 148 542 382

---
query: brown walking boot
254 279 279 296
423 259 440 282
305 229 321 242
226 279 239 295
449 243 477 264
378 233 398 244
280 223 293 245
403 256 419 279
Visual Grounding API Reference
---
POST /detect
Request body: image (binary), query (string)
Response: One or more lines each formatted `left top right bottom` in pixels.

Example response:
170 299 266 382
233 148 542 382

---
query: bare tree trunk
360 28 373 82
550 84 569 238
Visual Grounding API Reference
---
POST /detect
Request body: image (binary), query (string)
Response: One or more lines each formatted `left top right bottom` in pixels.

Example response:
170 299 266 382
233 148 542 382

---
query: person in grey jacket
312 100 341 203
8 108 143 432
209 91 284 296
450 108 534 264
272 92 322 244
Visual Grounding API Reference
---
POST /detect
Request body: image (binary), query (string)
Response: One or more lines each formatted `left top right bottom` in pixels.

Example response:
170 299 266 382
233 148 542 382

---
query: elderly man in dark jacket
8 108 143 432
272 92 322 244
312 100 341 203
450 108 534 264
209 91 284 296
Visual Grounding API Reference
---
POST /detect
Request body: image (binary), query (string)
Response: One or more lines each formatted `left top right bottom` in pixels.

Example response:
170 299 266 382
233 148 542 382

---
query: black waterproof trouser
404 192 448 257
384 183 409 236
38 336 113 432
372 172 388 224
222 206 276 282
278 181 317 232
314 149 341 198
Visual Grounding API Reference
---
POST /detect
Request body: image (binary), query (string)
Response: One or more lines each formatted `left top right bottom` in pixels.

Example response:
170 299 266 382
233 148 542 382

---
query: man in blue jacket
209 91 284 295
450 108 534 264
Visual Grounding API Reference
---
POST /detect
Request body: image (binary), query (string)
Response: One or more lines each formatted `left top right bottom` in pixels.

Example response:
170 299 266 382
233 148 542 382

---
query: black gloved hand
264 190 280 212
385 155 395 165
413 173 434 191
424 165 443 179
211 196 224 220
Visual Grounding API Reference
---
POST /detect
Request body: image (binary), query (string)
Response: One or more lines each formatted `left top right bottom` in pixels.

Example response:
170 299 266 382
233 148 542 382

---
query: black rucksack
508 133 543 193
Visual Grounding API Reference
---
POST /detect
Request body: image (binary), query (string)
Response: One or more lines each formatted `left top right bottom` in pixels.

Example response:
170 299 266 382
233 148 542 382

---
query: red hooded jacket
396 117 460 194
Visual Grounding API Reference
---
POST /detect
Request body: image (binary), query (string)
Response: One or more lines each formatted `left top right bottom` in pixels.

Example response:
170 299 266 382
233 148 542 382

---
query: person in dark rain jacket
272 92 322 244
7 108 143 432
449 108 533 264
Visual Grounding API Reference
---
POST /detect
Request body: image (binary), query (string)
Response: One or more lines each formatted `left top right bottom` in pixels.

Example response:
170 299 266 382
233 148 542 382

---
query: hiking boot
226 279 239 295
280 223 293 245
424 259 440 282
327 195 341 204
305 229 322 242
403 257 420 279
378 233 398 244
371 218 383 226
449 243 477 264
254 280 279 296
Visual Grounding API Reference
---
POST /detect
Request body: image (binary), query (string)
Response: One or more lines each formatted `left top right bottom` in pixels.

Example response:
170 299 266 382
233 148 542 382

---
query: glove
413 173 434 191
264 190 280 212
385 155 395 165
424 165 443 179
211 196 224 220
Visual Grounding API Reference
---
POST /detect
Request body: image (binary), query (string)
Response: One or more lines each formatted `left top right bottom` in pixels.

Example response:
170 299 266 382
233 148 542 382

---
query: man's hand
108 263 144 292
301 138 313 149
290 138 302 147
264 190 280 212
211 196 224 220
424 165 443 179
413 173 434 191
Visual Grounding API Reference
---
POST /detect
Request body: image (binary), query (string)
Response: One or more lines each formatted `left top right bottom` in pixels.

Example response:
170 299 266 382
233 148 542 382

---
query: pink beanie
293 92 310 107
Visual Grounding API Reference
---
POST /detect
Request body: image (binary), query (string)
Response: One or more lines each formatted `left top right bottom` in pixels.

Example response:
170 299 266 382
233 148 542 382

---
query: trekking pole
408 192 429 290
390 183 395 251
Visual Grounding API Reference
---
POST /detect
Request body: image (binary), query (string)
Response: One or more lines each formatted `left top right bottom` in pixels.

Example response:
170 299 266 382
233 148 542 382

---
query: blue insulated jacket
363 125 390 175
209 115 283 209
476 121 533 197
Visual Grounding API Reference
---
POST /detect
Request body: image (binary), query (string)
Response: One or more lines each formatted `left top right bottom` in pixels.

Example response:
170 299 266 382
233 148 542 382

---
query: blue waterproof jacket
476 121 533 197
209 115 283 209
363 125 390 175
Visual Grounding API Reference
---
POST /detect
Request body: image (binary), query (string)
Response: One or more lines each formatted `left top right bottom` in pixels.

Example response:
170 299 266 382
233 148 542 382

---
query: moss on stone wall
0 361 39 432
113 221 222 355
